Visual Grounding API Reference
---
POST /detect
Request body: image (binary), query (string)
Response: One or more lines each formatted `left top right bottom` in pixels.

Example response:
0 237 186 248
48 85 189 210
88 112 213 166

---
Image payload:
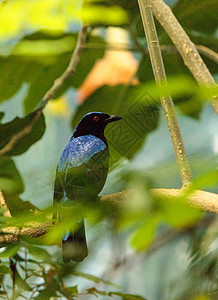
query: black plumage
53 112 121 262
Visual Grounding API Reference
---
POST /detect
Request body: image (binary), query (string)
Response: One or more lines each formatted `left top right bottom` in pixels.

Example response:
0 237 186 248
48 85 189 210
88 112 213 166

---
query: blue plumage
53 112 122 262
58 135 106 172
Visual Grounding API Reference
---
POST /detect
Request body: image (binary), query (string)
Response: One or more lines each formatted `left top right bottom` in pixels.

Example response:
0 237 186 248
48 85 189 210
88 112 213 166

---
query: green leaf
27 245 52 261
86 287 107 296
0 264 10 274
15 270 32 291
2 194 37 216
131 215 161 251
109 291 146 300
73 85 160 163
0 157 24 194
158 195 202 228
0 112 45 156
192 170 218 190
80 5 128 25
0 206 52 228
0 245 20 258
67 285 78 295
173 0 218 34
34 288 57 300
73 271 120 289
0 157 36 215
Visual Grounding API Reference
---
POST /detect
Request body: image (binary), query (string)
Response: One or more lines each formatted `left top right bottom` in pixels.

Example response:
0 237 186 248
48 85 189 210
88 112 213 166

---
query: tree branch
0 189 217 245
147 0 218 113
0 25 88 158
138 0 192 187
195 45 218 64
100 189 218 214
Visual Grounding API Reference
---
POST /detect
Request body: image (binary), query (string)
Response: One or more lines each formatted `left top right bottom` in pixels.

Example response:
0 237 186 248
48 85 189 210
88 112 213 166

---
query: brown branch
0 189 217 245
196 45 218 64
138 0 192 187
147 0 218 113
101 189 218 214
0 25 88 158
0 221 52 245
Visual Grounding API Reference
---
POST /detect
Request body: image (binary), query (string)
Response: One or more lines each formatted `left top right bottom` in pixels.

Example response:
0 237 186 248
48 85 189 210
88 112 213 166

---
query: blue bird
53 112 122 262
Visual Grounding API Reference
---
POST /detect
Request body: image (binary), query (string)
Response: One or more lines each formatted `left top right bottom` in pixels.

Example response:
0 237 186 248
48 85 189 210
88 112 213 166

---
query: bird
53 112 122 262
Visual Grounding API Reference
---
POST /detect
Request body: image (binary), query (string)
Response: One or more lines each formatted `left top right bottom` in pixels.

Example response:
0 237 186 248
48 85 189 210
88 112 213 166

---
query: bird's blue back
58 135 106 171
54 134 109 204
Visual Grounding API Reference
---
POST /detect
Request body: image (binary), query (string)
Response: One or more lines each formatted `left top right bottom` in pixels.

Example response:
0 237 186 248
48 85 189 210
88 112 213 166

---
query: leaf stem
138 0 192 187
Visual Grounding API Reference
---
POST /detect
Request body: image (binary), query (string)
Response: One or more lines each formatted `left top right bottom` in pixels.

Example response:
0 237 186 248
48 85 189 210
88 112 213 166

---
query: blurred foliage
0 0 217 299
0 0 127 38
0 31 106 113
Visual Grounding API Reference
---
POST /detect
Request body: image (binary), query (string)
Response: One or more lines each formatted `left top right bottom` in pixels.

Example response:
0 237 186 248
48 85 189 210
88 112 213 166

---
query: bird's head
73 112 122 143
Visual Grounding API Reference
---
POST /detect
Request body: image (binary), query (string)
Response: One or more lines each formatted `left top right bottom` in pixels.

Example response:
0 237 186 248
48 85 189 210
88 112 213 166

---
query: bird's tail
62 220 88 263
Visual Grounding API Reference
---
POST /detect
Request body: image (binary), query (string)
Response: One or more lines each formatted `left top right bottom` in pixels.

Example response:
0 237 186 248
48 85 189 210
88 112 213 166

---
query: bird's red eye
93 116 99 121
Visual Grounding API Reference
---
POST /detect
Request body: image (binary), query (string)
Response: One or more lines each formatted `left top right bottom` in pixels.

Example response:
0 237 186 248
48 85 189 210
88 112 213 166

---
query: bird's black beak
105 115 122 124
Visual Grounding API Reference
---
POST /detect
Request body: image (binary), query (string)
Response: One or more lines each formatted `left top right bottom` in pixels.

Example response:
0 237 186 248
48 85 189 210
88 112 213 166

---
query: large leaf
0 111 45 156
72 85 160 163
0 245 20 258
0 31 105 114
173 0 218 34
0 157 36 215
0 157 24 195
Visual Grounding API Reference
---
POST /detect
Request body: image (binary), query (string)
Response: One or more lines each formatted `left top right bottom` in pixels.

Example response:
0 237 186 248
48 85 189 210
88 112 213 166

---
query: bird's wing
53 135 109 204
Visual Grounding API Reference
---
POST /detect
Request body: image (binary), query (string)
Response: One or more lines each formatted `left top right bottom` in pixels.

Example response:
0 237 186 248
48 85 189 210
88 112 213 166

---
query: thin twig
0 25 88 158
9 259 16 300
196 45 218 64
25 247 28 280
29 285 41 300
85 42 218 65
146 0 218 113
138 0 192 187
